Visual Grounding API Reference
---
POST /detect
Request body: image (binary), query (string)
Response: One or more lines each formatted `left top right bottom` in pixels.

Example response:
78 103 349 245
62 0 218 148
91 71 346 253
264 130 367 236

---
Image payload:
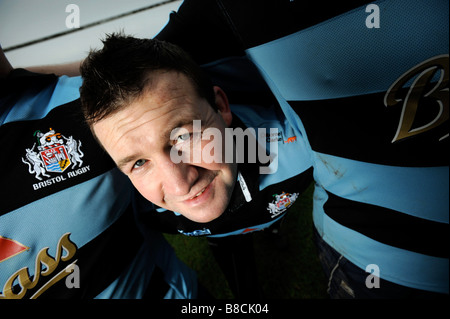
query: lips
183 179 214 206
191 187 207 199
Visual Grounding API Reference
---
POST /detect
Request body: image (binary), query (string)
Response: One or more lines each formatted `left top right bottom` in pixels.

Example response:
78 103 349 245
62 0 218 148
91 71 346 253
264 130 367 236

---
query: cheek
198 130 231 165
130 176 162 205
207 162 237 197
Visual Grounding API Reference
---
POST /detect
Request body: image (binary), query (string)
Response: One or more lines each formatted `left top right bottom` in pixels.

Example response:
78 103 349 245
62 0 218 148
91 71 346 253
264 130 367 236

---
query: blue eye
175 132 191 144
133 159 147 169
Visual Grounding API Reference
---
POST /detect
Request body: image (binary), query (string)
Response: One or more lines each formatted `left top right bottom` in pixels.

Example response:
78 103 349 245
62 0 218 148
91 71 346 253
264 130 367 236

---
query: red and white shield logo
39 144 71 173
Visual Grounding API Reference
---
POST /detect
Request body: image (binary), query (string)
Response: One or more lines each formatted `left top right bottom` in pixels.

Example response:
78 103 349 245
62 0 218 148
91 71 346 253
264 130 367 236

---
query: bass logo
0 233 78 299
22 128 84 180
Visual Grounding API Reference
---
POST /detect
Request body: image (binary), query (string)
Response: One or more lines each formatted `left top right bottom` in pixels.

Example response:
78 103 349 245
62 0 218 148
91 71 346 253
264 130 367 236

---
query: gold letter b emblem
384 55 448 143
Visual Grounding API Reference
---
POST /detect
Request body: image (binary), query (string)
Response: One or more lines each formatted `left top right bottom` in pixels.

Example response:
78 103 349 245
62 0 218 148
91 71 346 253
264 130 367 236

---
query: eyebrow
163 116 198 140
116 154 141 173
115 116 198 173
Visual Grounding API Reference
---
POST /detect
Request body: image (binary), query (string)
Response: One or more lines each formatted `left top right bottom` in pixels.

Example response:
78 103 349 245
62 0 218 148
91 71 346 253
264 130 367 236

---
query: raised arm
0 46 13 78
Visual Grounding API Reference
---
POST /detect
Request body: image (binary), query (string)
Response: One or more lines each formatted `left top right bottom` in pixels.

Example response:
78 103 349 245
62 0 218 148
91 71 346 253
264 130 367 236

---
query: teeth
192 188 206 199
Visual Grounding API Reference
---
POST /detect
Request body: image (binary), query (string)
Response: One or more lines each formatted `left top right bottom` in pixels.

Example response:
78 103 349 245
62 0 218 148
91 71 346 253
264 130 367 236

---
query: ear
213 86 232 126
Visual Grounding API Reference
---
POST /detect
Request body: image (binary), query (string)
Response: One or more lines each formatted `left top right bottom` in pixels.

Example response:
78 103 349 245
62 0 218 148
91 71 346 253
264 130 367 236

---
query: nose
159 155 198 197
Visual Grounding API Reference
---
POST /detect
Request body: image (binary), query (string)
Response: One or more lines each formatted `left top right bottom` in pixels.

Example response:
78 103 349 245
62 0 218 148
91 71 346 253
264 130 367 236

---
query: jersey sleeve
155 0 243 65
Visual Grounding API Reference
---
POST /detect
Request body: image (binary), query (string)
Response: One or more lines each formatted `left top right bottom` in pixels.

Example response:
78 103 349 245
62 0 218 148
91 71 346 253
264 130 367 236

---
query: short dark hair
79 33 216 125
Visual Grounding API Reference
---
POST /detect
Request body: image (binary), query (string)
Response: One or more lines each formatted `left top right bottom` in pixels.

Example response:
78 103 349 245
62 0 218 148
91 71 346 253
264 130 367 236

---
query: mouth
183 178 215 206
190 187 207 199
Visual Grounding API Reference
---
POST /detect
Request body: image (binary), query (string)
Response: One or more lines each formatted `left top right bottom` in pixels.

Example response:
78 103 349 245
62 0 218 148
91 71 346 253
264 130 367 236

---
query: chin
186 208 225 224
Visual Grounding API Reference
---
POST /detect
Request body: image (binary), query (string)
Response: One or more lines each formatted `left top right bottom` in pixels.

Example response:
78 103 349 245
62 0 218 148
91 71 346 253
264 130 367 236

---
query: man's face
93 71 237 223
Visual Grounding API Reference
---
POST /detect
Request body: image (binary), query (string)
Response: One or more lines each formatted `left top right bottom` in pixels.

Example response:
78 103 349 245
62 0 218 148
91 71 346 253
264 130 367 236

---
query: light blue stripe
313 186 449 294
313 152 449 223
47 76 83 110
1 82 54 125
0 169 132 284
1 76 82 124
313 187 449 293
247 0 449 101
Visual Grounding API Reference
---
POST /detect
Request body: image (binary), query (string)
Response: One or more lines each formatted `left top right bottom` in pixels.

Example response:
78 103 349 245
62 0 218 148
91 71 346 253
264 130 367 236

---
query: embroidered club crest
40 143 71 173
267 192 299 218
22 128 84 180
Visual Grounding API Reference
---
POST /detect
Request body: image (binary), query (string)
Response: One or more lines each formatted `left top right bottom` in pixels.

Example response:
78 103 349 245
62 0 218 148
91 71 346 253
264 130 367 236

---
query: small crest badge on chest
267 192 299 218
22 128 84 180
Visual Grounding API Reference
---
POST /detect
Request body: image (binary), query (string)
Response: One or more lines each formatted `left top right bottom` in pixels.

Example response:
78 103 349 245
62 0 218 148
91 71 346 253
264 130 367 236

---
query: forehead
93 71 208 147
140 71 205 125
143 70 198 103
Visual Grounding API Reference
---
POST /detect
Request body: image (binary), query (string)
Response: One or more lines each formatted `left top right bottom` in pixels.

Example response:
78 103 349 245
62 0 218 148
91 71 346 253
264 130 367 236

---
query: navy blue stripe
323 191 449 258
289 92 448 167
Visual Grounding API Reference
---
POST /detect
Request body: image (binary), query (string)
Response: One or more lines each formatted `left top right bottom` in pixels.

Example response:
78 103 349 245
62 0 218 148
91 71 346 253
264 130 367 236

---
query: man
154 0 449 297
0 46 197 299
79 34 313 298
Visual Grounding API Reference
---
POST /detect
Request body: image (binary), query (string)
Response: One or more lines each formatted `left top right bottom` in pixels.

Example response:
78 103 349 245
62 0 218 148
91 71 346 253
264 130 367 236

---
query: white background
0 0 182 67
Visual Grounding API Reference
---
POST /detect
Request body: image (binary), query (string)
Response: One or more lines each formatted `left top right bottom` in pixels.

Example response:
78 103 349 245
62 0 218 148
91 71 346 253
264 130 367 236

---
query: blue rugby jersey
156 0 449 294
0 69 197 299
